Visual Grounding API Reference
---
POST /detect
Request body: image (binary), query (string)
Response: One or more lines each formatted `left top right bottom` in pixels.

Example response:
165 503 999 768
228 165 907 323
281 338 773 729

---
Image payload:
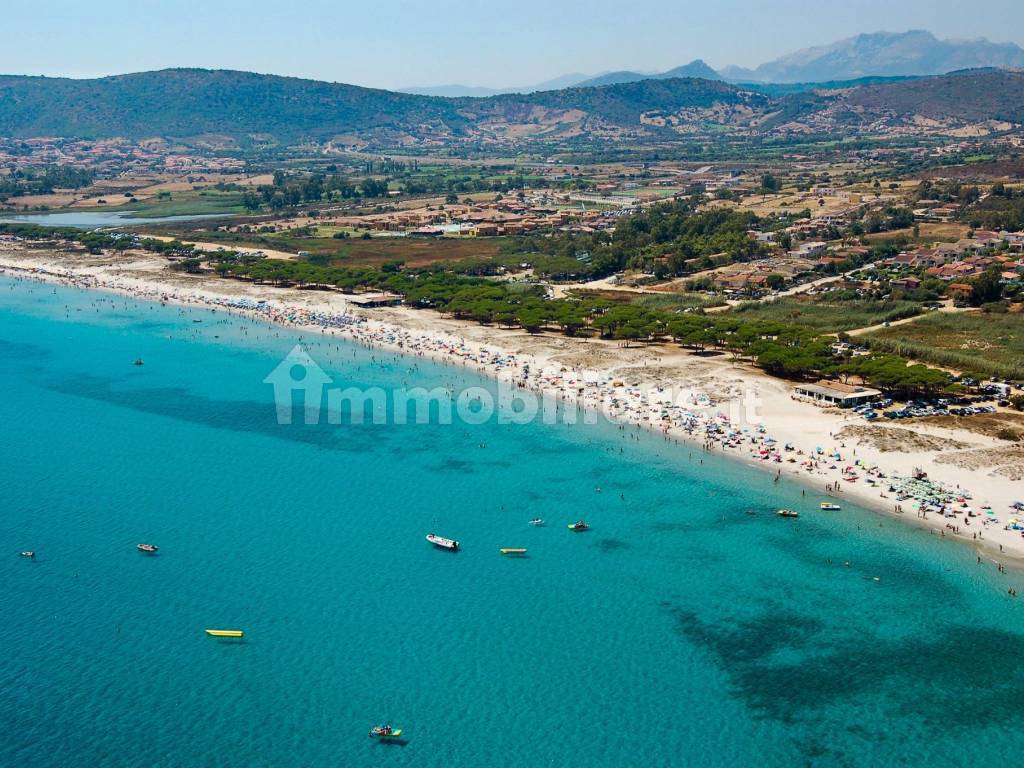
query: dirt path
846 300 976 337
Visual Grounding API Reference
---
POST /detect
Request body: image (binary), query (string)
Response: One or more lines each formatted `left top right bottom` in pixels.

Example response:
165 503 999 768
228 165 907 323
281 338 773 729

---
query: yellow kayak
500 548 528 555
205 629 244 638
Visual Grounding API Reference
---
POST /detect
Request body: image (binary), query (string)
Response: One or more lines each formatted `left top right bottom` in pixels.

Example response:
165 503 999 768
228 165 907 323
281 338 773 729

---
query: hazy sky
4 0 1023 88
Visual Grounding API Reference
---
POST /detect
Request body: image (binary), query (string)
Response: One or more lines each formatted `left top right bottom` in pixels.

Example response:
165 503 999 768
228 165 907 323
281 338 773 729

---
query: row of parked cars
851 395 1004 421
883 403 998 419
853 400 893 421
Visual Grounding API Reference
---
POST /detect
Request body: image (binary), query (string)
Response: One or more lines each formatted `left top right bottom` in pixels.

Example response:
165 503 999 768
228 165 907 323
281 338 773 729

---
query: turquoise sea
2 275 1024 767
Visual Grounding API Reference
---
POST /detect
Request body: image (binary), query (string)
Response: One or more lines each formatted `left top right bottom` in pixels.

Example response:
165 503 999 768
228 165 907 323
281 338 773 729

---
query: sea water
1 275 1023 768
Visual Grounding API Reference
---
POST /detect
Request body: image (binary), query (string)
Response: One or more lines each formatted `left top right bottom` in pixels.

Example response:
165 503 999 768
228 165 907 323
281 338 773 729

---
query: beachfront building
794 381 881 408
346 293 403 309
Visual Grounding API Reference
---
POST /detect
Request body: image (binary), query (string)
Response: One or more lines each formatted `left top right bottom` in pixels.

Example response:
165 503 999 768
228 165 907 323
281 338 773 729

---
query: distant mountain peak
574 60 722 88
400 73 590 97
727 29 1024 83
404 62 724 97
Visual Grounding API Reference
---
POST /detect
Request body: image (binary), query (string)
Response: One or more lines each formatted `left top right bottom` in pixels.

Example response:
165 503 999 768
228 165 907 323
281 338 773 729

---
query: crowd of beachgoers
2 254 1023 571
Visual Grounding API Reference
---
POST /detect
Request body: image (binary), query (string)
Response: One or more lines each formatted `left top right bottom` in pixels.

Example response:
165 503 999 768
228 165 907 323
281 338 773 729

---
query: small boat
820 503 841 511
205 629 244 638
426 533 459 551
500 548 528 556
137 543 158 553
776 509 800 518
529 518 544 526
20 551 35 558
369 725 402 740
132 358 144 366
568 521 590 532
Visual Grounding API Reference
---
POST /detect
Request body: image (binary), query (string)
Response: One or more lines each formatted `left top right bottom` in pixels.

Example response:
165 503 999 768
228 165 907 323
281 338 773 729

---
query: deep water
2 276 1023 767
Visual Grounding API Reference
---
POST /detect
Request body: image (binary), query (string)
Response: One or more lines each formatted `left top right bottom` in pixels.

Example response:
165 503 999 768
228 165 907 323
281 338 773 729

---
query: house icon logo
263 344 333 424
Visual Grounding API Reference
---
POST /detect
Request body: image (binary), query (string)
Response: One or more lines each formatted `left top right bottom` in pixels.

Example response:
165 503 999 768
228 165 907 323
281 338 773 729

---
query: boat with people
529 518 544 526
426 533 459 551
568 520 590 531
20 551 35 558
776 509 800 518
137 543 158 553
820 503 841 511
205 629 244 638
369 725 402 740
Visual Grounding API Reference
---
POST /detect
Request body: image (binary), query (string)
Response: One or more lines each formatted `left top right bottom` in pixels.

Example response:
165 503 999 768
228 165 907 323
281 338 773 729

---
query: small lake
0 210 228 228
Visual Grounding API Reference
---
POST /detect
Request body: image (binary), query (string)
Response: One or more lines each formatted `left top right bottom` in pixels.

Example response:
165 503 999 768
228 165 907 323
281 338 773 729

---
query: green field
566 289 721 312
629 292 726 311
115 190 248 218
150 226 508 268
864 311 1024 379
727 297 921 333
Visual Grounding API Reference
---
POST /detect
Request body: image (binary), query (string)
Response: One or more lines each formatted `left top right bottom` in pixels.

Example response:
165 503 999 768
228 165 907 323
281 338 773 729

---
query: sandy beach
3 240 1024 569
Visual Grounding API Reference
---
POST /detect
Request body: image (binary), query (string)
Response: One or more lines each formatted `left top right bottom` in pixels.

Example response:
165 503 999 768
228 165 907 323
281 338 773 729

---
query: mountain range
399 74 589 98
1 66 1022 149
573 60 721 88
402 60 721 96
402 30 1024 95
723 30 1024 82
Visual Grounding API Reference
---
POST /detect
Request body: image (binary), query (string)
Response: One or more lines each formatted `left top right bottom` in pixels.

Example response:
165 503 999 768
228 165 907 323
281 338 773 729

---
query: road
846 300 974 337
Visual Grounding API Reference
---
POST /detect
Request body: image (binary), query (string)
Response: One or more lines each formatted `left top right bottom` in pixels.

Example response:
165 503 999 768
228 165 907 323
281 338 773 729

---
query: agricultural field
164 227 509 269
862 221 969 243
129 195 248 218
726 296 922 333
320 236 506 268
864 311 1024 379
104 187 249 217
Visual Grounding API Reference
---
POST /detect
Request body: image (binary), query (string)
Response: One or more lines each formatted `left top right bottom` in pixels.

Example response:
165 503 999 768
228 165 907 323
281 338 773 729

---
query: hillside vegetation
844 69 1024 123
0 68 1022 147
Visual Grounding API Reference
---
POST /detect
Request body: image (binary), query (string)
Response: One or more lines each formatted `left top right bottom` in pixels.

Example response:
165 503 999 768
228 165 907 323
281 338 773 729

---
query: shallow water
1 275 1023 767
0 211 226 228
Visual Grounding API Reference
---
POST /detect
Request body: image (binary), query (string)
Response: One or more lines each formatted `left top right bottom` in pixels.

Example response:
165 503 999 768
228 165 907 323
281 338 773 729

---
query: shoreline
1 245 1023 573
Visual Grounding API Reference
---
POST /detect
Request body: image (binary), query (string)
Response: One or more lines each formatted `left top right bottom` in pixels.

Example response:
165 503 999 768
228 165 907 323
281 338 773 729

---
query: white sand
2 241 1022 570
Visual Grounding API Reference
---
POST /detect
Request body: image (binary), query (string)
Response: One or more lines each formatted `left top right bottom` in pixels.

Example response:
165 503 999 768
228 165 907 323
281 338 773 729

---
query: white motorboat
426 533 459 551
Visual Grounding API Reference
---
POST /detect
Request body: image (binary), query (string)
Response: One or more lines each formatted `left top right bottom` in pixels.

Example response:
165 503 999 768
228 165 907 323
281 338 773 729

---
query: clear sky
4 0 1023 89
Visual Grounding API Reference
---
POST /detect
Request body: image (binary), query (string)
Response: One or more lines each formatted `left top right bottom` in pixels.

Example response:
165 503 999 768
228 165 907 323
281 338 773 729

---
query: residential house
891 276 921 291
947 283 973 300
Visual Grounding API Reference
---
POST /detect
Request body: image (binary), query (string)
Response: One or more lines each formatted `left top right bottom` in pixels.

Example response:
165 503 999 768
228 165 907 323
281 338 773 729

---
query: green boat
369 725 402 740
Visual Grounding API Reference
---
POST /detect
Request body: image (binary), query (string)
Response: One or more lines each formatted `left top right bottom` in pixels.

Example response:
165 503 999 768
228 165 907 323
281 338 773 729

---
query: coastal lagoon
0 211 228 228
2 275 1024 767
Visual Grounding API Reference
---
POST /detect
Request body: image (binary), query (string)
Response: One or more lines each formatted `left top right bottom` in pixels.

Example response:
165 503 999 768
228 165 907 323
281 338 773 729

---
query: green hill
0 67 1021 147
843 68 1024 123
0 69 466 143
0 69 763 145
